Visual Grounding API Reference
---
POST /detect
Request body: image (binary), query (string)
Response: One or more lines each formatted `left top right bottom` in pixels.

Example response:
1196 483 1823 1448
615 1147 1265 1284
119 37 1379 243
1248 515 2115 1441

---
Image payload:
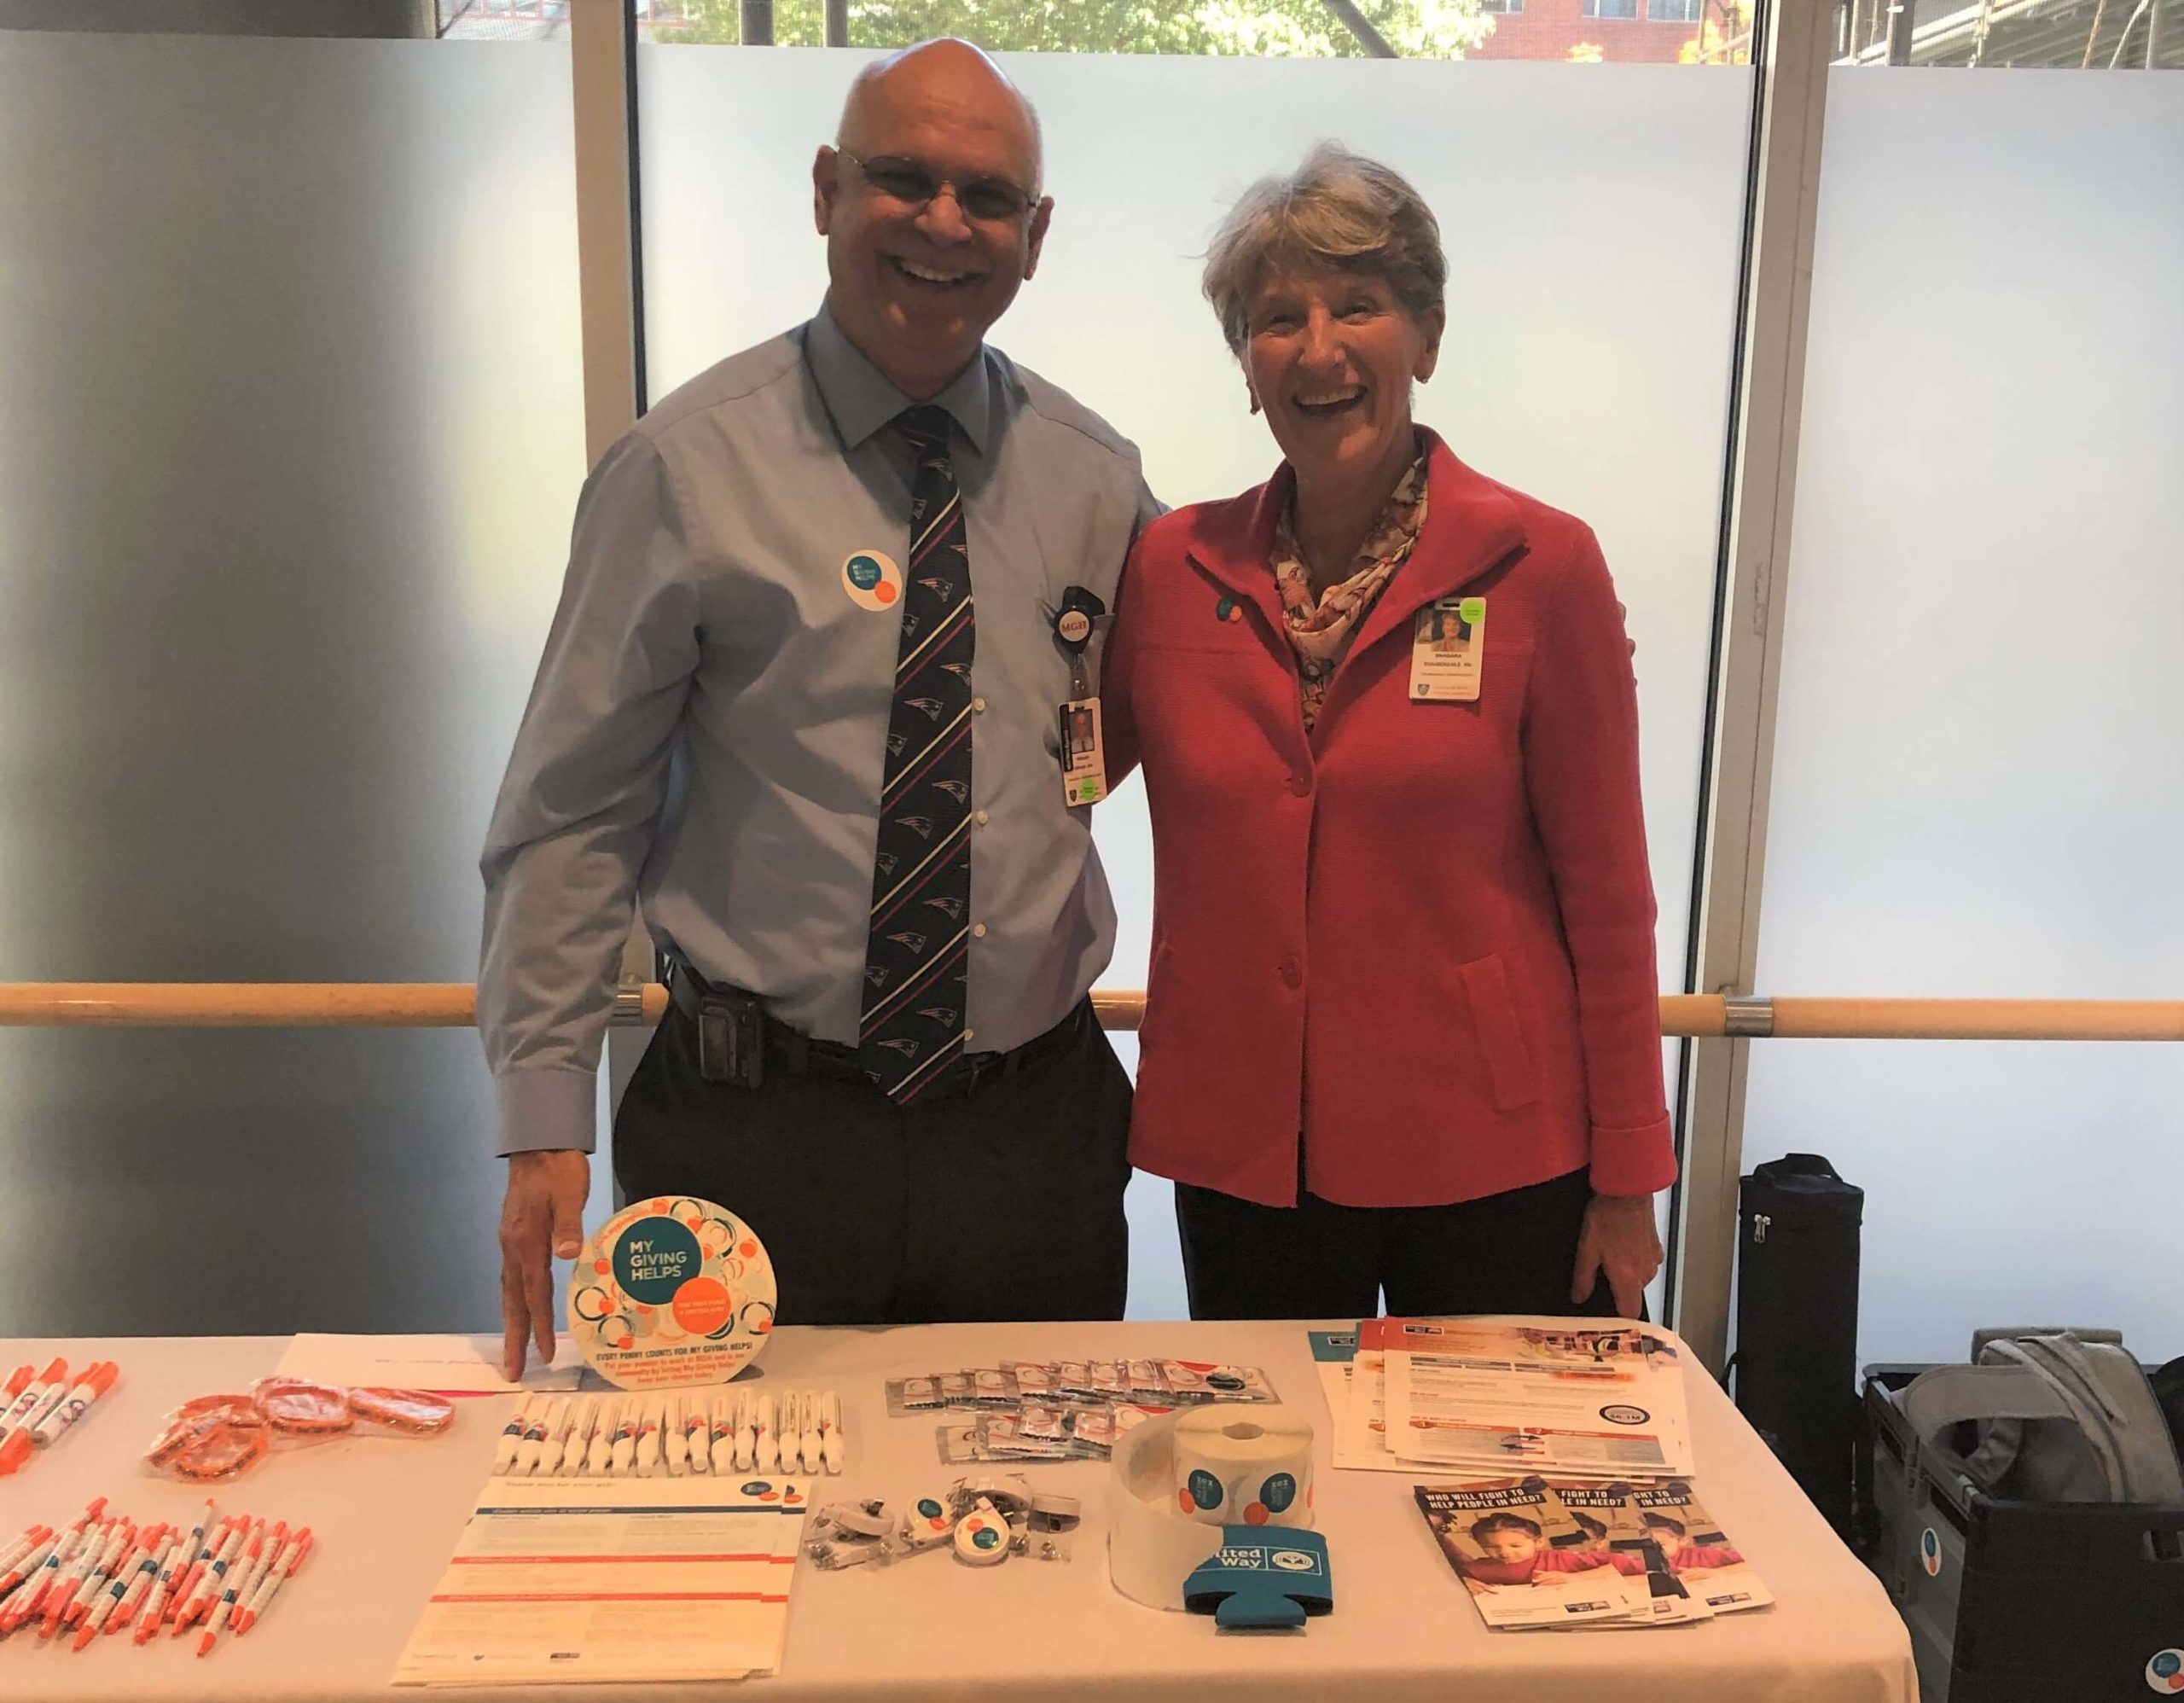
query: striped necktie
858 404 976 1103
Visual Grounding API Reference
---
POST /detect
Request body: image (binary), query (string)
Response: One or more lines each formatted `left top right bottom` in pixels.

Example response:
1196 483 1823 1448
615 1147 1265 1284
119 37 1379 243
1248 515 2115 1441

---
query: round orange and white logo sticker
843 550 903 613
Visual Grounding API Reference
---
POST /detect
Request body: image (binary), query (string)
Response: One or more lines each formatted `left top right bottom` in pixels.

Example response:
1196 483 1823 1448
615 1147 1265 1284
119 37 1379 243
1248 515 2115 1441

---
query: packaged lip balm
887 1376 944 1416
1011 1363 1056 1398
1052 1361 1099 1401
1162 1361 1277 1404
566 1197 776 1391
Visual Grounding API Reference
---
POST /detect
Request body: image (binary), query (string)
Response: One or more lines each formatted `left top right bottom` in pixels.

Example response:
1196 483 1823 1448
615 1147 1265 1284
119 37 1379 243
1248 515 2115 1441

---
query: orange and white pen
222 1519 284 1630
173 1518 244 1633
20 1362 118 1458
136 1497 214 1639
74 1520 156 1635
235 1528 311 1636
0 1357 68 1447
1 1362 115 1476
110 1521 181 1634
2 1364 34 1405
74 1525 164 1649
0 1523 54 1592
195 1520 265 1655
48 1515 128 1636
1 1497 102 1630
164 1510 229 1630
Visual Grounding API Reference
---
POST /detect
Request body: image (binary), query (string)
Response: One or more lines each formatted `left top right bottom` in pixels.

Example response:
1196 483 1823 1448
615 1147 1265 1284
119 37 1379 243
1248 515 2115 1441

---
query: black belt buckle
697 986 766 1090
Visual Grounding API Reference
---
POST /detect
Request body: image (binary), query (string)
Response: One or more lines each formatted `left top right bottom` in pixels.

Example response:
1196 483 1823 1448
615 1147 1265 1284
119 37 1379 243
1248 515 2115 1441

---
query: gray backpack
1896 1327 2184 1505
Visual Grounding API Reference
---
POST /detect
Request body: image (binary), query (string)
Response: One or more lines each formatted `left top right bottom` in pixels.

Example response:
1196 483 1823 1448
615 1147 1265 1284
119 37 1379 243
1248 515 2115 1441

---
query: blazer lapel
1343 432 1528 667
1182 464 1292 645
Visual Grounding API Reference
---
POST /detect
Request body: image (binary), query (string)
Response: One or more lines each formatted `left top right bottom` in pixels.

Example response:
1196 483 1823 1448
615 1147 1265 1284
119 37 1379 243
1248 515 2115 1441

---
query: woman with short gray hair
1104 144 1675 1322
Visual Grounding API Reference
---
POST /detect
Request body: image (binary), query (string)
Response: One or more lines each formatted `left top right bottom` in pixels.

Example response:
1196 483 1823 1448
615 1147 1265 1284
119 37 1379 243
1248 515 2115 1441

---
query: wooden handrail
0 985 2176 1041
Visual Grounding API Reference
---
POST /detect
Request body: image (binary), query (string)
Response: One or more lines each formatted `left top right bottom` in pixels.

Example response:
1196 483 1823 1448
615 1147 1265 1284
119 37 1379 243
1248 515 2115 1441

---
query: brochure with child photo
1414 1479 1649 1629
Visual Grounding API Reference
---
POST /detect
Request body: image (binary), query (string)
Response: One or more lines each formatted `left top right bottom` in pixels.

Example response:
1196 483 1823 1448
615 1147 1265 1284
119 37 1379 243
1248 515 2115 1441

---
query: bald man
481 41 1159 1375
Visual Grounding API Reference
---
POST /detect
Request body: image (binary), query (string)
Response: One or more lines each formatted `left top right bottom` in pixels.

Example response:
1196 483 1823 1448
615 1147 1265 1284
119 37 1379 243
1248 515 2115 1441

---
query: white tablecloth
0 1322 1914 1701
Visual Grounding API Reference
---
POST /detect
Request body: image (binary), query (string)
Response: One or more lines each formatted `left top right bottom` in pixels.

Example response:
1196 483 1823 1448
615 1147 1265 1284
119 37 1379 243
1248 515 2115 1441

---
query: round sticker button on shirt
843 550 904 613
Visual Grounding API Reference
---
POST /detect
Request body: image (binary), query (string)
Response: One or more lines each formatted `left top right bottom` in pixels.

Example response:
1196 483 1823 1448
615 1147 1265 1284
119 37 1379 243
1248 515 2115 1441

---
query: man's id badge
1411 596 1486 702
1059 697 1108 806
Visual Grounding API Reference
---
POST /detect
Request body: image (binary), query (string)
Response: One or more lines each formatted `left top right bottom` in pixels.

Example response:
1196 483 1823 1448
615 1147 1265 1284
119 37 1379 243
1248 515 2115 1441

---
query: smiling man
480 40 1158 1377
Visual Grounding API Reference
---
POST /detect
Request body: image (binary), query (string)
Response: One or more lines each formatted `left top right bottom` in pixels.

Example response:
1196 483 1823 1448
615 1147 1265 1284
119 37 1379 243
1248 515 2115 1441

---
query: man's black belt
663 959 1083 1102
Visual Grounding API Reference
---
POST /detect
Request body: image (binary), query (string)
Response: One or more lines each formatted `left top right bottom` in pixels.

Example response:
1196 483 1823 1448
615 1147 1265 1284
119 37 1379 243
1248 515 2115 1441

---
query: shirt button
975 810 990 826
973 697 988 714
1278 955 1303 989
1288 775 1312 798
972 922 988 939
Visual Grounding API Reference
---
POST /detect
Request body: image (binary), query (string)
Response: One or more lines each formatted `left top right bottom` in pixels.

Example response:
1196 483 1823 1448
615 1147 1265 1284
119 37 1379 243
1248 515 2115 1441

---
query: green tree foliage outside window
655 0 1495 57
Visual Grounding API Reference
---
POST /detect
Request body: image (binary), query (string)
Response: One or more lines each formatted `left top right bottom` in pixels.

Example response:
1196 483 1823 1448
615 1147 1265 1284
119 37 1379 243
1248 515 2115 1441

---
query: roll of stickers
566 1197 776 1391
1171 1404 1313 1528
1107 1406 1317 1611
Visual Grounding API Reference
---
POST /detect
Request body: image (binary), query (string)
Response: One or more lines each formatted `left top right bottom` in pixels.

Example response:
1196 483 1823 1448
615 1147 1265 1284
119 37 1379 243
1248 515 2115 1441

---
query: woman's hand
1571 1191 1663 1318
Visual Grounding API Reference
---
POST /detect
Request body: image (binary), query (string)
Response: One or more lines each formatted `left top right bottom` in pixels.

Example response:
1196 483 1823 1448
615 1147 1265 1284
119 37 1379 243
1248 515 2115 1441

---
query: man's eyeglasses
838 150 1037 225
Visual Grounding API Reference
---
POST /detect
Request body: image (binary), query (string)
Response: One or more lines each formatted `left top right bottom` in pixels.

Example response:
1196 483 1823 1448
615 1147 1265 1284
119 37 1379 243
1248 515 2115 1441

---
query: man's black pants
613 999 1131 1325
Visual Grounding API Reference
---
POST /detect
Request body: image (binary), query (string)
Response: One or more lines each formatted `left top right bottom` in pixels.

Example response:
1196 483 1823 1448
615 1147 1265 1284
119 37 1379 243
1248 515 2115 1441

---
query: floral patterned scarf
1269 450 1430 730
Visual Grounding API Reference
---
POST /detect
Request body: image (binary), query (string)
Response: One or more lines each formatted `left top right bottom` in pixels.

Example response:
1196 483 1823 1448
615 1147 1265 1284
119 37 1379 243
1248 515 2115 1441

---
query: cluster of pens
0 1359 119 1478
491 1387 844 1478
0 1497 311 1657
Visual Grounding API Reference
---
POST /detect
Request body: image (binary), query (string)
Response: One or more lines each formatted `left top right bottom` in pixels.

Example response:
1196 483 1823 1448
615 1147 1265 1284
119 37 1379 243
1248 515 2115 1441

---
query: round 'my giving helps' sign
566 1197 775 1389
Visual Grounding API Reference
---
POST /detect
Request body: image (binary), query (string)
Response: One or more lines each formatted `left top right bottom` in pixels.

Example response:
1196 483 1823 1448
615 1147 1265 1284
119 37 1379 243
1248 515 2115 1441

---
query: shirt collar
804 301 994 456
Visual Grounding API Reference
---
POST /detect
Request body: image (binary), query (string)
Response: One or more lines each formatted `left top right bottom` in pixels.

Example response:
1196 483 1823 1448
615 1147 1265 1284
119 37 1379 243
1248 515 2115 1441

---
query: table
0 1322 1915 1701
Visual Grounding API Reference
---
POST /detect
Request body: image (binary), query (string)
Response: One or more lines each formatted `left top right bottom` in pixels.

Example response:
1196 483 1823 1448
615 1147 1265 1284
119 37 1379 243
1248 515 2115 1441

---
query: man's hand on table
500 1149 590 1381
1571 1190 1663 1319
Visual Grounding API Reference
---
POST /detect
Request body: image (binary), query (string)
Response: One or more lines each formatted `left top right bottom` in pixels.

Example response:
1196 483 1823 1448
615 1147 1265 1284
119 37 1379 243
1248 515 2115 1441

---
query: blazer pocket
1457 954 1541 1113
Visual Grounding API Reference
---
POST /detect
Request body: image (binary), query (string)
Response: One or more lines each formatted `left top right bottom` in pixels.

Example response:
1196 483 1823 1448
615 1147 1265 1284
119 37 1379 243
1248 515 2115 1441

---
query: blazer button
1287 774 1312 798
1278 955 1304 989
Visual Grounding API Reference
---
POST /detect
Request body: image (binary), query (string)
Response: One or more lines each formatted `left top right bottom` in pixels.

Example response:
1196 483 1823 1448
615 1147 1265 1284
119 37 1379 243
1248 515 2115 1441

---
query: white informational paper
1310 1328 1522 1477
393 1473 810 1686
276 1334 586 1395
1376 1317 1695 1479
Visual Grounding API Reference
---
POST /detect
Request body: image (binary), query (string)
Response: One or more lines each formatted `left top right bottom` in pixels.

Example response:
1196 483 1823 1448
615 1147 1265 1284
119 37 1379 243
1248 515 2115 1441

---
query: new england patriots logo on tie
917 1006 961 1027
876 852 898 878
901 614 921 639
916 578 953 600
895 816 935 840
921 896 965 921
879 1037 921 1060
865 966 889 989
886 931 926 954
932 779 968 804
907 698 945 721
939 660 972 681
886 732 907 758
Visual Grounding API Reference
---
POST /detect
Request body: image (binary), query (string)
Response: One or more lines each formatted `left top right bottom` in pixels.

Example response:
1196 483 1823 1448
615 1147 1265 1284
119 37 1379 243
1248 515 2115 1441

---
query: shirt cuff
494 1067 600 1158
1586 1113 1678 1199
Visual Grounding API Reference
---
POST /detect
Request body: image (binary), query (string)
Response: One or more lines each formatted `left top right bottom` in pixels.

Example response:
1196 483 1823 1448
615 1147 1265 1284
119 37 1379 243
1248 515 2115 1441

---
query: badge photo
842 550 904 613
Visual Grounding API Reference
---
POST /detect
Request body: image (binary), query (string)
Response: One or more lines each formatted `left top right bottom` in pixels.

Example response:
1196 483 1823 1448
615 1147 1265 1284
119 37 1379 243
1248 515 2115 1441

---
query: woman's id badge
1411 596 1486 702
1059 698 1107 806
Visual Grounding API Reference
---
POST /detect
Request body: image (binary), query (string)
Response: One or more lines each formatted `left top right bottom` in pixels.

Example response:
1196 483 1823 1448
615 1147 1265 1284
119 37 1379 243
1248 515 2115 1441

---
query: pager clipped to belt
697 987 765 1089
